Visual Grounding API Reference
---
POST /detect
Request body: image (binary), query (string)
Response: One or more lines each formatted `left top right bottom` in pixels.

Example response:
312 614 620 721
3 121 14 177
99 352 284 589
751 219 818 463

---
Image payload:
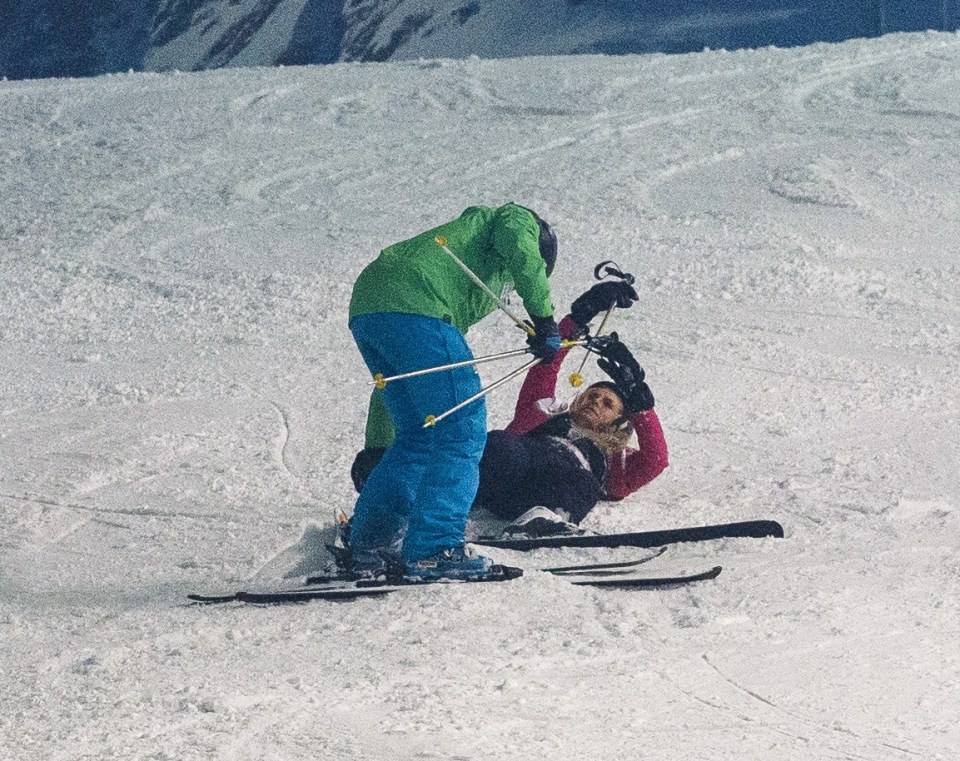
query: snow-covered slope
3 31 960 760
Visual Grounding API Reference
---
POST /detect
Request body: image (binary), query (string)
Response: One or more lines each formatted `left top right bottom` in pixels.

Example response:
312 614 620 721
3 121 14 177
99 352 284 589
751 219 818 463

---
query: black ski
237 585 396 603
543 546 668 576
188 564 523 605
570 565 722 588
238 564 522 603
187 592 242 604
475 519 783 551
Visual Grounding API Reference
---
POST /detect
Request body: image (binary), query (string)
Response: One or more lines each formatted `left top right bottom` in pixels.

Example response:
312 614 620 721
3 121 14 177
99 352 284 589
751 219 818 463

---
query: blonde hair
574 419 634 454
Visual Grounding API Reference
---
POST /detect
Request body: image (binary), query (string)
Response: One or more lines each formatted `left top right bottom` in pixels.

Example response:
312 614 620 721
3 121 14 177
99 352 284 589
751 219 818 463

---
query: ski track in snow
2 30 960 761
270 400 297 478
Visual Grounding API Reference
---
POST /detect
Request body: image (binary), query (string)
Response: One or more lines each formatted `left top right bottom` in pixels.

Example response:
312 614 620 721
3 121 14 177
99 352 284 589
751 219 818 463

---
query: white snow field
2 30 959 761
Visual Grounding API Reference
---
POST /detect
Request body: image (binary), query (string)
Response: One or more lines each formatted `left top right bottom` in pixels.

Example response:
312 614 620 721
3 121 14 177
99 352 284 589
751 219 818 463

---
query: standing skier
346 203 559 580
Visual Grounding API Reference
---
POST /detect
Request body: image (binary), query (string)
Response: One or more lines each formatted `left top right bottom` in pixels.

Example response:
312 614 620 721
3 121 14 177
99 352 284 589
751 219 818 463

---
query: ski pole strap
594 260 635 285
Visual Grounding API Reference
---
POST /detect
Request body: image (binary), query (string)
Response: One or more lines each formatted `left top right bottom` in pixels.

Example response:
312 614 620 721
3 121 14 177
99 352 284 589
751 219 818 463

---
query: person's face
570 386 624 430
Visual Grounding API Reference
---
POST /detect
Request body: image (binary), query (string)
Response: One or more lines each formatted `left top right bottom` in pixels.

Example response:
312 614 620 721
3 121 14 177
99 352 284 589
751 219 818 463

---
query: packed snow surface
2 31 960 760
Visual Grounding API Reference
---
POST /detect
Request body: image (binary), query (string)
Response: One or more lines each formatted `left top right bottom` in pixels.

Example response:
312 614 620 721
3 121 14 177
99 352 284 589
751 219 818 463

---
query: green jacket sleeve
364 388 395 449
491 204 555 319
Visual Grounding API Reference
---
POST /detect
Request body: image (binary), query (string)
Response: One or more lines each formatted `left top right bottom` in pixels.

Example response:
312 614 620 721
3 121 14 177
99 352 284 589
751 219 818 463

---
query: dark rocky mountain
1 0 957 81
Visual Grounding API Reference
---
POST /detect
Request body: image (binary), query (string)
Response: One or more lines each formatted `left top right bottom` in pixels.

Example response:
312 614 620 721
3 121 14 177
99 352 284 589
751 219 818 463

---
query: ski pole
373 339 586 389
423 356 541 428
370 347 531 388
568 302 616 388
372 339 586 389
435 236 535 336
568 260 636 387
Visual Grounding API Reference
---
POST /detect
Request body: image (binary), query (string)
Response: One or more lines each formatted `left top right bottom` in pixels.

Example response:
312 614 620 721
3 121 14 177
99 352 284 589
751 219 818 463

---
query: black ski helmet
588 380 628 409
527 209 557 276
579 381 635 431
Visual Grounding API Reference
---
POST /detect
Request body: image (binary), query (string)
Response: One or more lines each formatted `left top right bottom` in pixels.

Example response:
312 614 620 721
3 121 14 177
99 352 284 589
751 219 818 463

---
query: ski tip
187 593 238 604
493 564 524 581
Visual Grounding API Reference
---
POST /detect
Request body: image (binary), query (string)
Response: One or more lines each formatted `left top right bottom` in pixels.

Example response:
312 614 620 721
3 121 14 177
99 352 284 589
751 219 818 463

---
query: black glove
526 315 562 361
570 281 639 328
350 447 386 493
596 338 655 413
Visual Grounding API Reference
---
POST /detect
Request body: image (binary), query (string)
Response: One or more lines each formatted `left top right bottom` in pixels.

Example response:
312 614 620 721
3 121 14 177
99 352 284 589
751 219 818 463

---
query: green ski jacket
349 203 555 333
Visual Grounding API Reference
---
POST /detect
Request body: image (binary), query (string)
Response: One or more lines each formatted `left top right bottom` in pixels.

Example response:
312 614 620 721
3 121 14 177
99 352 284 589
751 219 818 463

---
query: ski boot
501 506 583 539
403 545 499 583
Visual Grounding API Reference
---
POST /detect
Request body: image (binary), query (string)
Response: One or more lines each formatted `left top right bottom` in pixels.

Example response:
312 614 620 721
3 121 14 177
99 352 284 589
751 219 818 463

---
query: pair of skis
187 519 781 605
188 554 720 605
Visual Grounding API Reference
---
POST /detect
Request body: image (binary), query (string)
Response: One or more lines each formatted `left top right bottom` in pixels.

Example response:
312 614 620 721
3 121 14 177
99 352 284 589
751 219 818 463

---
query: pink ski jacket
504 317 669 500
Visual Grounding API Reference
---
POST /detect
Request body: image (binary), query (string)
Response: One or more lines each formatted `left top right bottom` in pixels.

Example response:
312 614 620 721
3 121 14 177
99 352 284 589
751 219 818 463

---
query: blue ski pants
349 313 486 562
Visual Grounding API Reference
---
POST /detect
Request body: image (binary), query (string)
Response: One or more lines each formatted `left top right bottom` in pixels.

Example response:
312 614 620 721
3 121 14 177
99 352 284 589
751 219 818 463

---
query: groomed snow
2 31 959 760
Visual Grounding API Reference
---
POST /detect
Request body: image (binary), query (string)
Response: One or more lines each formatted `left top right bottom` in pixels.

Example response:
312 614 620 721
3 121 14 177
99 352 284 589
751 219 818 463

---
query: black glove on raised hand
526 315 562 362
596 338 655 413
570 281 639 328
350 447 386 493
